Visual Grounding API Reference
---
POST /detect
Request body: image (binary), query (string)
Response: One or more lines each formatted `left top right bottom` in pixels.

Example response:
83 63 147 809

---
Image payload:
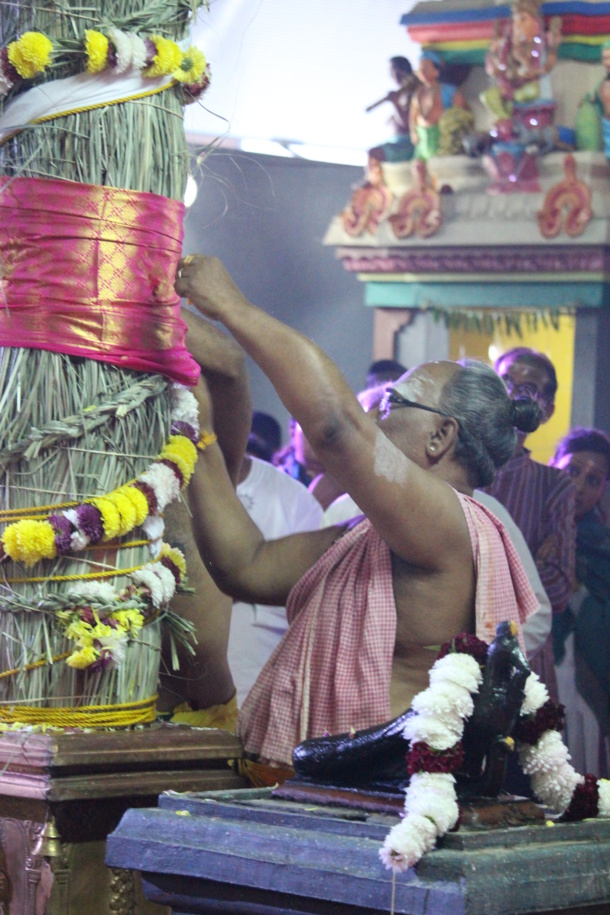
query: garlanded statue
477 0 565 191
483 0 561 129
292 623 529 796
290 622 610 874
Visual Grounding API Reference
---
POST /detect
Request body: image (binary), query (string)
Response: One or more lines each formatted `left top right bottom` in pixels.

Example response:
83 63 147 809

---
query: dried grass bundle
0 350 172 708
0 0 206 715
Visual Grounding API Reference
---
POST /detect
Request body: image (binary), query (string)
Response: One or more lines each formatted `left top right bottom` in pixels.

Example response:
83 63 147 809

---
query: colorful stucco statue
367 56 419 165
482 0 561 129
409 50 471 160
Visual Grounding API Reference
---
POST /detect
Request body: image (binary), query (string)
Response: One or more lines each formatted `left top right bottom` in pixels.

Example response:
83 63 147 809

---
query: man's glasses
380 389 451 417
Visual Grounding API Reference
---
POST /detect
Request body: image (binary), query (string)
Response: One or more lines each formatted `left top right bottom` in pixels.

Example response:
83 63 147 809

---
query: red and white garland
380 633 610 873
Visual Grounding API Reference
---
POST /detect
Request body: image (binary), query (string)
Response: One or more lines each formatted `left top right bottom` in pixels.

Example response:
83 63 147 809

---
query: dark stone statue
292 622 530 799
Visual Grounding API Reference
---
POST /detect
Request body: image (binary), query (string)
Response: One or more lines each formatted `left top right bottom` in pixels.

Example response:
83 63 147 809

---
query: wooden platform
0 724 245 914
106 786 610 915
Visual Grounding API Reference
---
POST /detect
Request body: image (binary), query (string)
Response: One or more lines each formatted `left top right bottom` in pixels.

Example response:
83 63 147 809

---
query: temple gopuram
324 0 610 464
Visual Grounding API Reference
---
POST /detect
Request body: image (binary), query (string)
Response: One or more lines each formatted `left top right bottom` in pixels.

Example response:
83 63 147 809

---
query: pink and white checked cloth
237 490 539 767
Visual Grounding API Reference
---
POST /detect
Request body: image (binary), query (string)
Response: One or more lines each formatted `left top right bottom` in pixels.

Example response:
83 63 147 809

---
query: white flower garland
380 644 610 874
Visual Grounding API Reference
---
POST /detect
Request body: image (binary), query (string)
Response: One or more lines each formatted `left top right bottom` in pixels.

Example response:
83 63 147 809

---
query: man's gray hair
437 359 517 488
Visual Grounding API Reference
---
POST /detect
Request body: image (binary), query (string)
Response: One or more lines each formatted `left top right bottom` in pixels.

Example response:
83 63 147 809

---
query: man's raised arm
187 374 341 604
175 256 466 572
182 308 251 484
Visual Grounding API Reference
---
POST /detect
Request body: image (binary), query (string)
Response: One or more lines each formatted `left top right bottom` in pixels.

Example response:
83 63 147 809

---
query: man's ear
427 418 459 458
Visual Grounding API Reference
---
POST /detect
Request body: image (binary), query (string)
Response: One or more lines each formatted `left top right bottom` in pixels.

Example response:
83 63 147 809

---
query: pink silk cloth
0 175 199 385
237 491 540 767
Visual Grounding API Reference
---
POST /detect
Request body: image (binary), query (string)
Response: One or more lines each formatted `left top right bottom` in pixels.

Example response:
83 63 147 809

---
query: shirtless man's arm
176 257 473 598
158 310 252 712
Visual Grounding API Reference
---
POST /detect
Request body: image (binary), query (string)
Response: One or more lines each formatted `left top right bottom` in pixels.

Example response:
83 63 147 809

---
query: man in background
229 454 323 705
485 346 576 698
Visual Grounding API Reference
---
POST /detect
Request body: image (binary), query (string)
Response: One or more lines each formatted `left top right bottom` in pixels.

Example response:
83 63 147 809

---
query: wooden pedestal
107 786 610 915
0 724 245 914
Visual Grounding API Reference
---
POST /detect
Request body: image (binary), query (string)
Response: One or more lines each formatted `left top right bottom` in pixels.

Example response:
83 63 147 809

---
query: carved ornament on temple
389 159 442 238
537 154 593 238
340 159 394 238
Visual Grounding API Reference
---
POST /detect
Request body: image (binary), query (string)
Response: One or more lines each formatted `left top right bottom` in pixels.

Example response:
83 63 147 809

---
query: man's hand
175 255 247 323
180 306 252 486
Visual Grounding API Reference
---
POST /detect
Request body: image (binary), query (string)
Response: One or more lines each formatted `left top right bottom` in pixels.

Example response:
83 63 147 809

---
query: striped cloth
485 450 576 614
237 490 539 767
485 449 576 701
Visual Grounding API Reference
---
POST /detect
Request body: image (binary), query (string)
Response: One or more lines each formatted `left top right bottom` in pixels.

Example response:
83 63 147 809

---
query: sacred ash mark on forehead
392 361 457 408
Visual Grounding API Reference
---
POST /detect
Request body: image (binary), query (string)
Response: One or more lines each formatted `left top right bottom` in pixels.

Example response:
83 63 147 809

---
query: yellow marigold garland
2 518 57 565
0 432 201 567
7 31 53 79
144 34 183 78
89 496 122 541
159 434 199 487
120 484 149 526
1 29 210 102
84 29 110 73
174 46 207 84
161 543 187 577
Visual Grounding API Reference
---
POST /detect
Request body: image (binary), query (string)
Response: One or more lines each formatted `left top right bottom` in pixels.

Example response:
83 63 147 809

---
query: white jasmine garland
599 780 610 817
519 729 572 774
380 634 610 877
406 773 460 834
98 631 129 668
411 680 475 720
170 382 200 429
139 461 181 512
107 28 133 73
530 768 583 812
402 714 461 750
129 33 148 71
521 672 548 716
153 563 179 604
380 813 439 872
428 653 483 693
142 515 165 554
131 567 167 608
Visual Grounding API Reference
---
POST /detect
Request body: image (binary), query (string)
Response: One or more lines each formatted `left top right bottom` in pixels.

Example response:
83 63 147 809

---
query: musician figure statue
368 56 419 165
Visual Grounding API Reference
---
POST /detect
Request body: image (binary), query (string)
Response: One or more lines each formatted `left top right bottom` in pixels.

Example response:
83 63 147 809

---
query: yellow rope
0 501 80 519
0 489 141 520
0 695 158 728
0 83 172 149
0 652 72 680
6 556 158 584
80 538 151 552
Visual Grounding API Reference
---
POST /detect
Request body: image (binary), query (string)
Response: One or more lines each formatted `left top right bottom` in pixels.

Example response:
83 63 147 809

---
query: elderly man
486 346 576 701
176 256 541 777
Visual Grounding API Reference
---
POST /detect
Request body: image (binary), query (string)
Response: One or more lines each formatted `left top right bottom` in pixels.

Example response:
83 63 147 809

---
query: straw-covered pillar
0 0 210 726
